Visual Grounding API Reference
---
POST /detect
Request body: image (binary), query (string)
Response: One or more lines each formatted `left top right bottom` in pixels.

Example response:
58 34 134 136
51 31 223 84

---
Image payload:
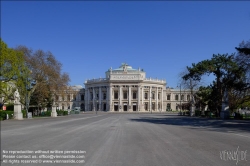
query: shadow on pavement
130 115 250 133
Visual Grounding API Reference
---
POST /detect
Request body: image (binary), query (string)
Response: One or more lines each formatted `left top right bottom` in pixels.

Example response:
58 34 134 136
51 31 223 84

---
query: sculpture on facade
14 89 20 104
123 63 127 72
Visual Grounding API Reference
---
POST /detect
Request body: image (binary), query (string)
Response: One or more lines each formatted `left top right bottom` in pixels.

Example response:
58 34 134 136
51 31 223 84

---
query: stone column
119 85 122 112
107 86 109 111
99 86 101 111
128 85 132 112
88 88 90 111
141 86 144 112
161 88 164 112
156 87 158 111
109 85 112 111
149 86 152 113
93 87 95 111
137 85 140 111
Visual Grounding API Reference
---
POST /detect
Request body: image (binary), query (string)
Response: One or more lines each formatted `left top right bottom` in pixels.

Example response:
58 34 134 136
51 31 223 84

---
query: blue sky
2 1 250 88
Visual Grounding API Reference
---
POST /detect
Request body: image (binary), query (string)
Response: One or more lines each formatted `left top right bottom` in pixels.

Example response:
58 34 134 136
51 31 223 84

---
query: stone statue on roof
123 63 127 72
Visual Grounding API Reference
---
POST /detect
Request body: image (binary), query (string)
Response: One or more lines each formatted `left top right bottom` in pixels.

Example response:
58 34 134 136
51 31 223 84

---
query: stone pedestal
190 106 195 116
221 89 230 119
14 103 23 120
51 105 57 117
220 111 230 119
220 104 230 119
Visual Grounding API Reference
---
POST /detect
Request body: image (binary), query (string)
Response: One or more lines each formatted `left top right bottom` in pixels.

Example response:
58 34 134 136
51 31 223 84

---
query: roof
71 85 83 90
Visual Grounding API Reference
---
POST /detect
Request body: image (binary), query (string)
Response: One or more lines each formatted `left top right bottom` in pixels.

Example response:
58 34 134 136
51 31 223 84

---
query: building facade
80 63 192 112
54 63 194 112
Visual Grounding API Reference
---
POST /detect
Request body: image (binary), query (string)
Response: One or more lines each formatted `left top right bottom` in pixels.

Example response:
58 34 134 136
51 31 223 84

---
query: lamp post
25 70 36 118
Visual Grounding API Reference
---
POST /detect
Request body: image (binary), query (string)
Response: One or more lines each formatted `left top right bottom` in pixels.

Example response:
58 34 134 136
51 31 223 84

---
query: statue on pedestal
221 88 230 119
14 89 20 104
13 89 23 120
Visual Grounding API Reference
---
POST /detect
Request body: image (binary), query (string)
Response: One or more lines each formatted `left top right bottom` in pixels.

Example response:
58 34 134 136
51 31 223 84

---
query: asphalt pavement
1 113 250 166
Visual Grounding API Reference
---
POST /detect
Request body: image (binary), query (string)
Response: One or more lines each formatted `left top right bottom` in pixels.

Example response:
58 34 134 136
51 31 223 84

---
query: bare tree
15 46 70 112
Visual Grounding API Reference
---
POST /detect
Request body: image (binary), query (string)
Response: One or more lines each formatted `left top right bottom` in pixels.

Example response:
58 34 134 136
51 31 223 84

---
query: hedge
0 110 14 120
56 110 68 116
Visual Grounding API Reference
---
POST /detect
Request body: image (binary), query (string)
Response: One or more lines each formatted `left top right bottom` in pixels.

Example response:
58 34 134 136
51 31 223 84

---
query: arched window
175 95 179 101
81 103 85 111
152 103 155 110
167 103 171 111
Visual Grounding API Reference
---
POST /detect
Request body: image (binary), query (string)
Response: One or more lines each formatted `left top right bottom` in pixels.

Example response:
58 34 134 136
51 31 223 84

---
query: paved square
1 113 250 166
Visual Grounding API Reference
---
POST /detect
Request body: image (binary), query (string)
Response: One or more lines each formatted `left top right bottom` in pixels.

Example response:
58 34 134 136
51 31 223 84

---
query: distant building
54 63 195 112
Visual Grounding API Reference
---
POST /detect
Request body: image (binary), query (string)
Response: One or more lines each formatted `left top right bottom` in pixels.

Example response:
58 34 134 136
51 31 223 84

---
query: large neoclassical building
55 63 195 112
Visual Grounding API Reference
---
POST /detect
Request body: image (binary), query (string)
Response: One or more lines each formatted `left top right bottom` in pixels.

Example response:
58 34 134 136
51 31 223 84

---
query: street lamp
25 71 36 118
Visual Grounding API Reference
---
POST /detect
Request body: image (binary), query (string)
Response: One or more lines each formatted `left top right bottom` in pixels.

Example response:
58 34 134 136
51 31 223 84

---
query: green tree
183 54 246 116
233 40 250 109
0 39 29 103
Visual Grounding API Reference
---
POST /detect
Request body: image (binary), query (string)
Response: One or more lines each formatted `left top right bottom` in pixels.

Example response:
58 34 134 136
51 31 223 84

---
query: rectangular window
114 92 118 99
133 92 137 99
145 93 148 99
152 93 155 100
123 91 127 99
167 95 170 100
